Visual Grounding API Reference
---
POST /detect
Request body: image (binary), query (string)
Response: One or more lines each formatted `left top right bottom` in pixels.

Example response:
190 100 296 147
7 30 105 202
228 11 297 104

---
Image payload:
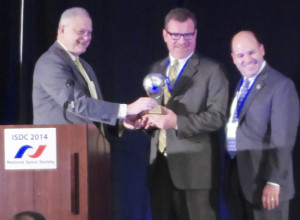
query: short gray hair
59 7 90 26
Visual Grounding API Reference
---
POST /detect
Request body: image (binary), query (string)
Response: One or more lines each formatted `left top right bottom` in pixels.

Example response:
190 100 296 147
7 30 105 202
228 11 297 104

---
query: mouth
244 62 257 70
77 39 90 46
176 44 188 49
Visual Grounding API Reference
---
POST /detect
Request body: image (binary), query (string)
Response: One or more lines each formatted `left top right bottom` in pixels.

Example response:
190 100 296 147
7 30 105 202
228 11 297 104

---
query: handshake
123 97 177 130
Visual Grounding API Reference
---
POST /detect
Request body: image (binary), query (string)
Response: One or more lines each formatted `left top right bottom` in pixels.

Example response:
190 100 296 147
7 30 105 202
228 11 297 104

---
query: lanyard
236 77 258 118
165 59 190 93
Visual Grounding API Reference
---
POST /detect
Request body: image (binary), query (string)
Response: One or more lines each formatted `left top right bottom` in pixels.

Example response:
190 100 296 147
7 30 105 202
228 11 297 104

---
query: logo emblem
14 145 47 158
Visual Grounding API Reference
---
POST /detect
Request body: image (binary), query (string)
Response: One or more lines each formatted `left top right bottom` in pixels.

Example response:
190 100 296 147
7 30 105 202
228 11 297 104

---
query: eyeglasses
166 30 195 40
65 25 92 37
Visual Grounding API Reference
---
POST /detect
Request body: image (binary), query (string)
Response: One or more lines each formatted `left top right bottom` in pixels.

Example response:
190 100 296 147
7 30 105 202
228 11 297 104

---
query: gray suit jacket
235 63 299 203
32 42 119 125
148 53 229 190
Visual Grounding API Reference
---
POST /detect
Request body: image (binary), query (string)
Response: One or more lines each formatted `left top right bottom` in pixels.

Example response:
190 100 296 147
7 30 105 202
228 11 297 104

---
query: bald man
225 30 299 220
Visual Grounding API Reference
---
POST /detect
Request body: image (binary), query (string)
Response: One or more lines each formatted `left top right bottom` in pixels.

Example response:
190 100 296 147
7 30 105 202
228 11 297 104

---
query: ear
162 29 168 42
58 25 66 34
194 29 198 39
260 44 265 56
231 52 237 64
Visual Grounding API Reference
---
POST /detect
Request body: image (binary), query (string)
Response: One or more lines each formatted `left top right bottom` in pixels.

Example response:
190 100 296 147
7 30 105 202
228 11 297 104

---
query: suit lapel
155 58 168 105
54 42 103 99
154 54 199 105
54 42 86 84
168 54 199 102
239 65 269 120
79 59 103 100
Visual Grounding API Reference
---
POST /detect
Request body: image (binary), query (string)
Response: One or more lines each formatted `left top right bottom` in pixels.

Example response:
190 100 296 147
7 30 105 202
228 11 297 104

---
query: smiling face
231 31 265 78
163 18 197 59
57 14 92 56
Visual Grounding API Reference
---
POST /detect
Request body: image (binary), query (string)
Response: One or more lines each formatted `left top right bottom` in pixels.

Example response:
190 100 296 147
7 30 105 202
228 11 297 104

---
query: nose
244 54 252 63
83 33 92 40
177 35 187 43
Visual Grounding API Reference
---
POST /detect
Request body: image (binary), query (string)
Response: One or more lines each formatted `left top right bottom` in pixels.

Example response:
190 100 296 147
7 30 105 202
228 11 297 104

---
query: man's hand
127 97 157 116
262 184 280 210
122 115 143 130
142 106 177 129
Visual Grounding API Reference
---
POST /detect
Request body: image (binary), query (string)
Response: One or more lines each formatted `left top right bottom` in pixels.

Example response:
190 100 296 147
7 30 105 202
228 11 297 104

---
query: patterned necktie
158 60 179 154
164 59 178 103
227 78 250 158
232 78 250 122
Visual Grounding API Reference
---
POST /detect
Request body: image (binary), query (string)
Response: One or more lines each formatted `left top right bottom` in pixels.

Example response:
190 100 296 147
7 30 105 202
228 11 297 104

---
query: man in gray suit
226 30 299 220
142 8 228 220
32 7 156 126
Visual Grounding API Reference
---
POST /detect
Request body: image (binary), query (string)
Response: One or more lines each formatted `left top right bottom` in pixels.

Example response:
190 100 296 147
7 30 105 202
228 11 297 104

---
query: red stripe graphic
28 145 47 158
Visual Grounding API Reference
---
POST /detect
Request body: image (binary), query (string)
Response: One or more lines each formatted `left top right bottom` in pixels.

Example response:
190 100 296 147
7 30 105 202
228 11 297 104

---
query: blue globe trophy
143 73 165 114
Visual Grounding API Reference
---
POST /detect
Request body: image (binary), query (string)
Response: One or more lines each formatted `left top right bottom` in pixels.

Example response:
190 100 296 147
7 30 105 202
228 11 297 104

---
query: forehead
67 15 92 29
231 35 260 54
166 18 195 32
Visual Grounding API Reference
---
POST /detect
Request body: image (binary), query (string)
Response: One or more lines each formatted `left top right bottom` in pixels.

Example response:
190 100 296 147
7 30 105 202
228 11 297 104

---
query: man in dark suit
32 7 156 126
226 30 299 220
142 8 228 220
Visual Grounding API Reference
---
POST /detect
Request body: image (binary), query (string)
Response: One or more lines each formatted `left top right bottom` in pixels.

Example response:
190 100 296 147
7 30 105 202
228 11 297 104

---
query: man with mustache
142 7 228 220
226 30 299 220
32 7 156 127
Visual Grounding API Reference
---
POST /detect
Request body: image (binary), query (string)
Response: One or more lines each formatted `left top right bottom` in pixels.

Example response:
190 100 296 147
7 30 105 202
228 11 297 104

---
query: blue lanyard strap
236 77 257 118
165 59 190 93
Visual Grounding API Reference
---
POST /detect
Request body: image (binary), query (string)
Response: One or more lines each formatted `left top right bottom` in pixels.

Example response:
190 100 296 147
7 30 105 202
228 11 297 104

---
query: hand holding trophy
143 73 165 114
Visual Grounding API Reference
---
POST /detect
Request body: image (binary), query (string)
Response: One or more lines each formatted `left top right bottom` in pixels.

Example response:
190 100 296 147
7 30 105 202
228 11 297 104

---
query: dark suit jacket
234 63 299 203
32 41 119 125
148 53 229 190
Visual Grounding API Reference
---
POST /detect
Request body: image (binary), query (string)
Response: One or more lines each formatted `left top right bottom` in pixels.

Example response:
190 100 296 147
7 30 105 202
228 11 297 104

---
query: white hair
58 7 90 26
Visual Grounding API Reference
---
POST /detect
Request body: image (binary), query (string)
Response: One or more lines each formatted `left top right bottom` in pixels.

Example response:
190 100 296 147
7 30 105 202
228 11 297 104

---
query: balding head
231 31 261 52
231 30 265 77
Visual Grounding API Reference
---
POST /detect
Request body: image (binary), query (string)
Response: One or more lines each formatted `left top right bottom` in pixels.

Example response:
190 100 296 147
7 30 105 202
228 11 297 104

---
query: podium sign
0 124 112 220
4 128 57 170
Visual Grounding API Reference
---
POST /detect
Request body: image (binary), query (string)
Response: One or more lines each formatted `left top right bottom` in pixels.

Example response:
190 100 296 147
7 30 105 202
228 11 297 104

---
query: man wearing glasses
142 7 228 220
32 7 156 126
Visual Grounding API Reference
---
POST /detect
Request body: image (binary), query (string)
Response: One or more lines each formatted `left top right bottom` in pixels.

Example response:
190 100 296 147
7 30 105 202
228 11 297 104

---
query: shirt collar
169 52 194 66
244 60 266 83
57 40 77 61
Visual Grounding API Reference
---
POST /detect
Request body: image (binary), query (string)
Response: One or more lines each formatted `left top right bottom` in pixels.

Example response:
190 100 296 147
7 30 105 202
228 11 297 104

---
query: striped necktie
227 78 250 158
232 78 250 122
158 60 178 154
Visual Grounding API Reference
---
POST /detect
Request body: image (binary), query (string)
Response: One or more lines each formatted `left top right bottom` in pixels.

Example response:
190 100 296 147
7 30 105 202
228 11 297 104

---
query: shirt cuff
267 181 280 186
118 104 127 119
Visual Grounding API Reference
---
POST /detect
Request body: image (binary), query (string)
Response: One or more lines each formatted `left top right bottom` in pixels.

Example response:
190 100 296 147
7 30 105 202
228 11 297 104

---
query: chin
77 49 86 55
175 53 189 59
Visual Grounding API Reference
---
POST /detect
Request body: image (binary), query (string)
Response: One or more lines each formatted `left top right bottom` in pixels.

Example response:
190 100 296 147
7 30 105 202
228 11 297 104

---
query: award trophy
143 73 165 114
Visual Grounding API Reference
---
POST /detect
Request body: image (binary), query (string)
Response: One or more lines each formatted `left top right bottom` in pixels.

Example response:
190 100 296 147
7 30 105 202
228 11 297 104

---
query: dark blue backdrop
0 0 299 219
